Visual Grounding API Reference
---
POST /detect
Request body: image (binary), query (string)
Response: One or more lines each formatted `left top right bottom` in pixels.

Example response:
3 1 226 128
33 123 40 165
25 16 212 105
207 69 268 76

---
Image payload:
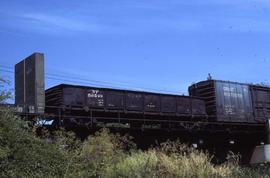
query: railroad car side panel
144 94 160 112
126 92 143 111
192 99 206 115
215 81 253 122
251 86 270 123
177 97 191 114
63 87 85 106
106 91 124 109
161 96 176 113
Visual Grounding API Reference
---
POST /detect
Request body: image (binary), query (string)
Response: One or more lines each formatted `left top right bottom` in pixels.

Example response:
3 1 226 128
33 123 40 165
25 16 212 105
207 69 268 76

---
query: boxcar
189 80 269 123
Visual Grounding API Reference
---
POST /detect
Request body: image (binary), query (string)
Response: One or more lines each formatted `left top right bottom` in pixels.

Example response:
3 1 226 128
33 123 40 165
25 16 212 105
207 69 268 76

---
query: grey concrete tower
15 53 45 114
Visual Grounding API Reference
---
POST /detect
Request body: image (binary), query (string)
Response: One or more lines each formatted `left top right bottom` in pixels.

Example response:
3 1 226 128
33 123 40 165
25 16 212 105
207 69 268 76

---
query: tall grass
66 129 270 178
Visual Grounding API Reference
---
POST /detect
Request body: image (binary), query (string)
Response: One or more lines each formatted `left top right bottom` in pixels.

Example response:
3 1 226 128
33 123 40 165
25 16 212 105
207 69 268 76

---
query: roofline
190 79 270 89
45 83 198 98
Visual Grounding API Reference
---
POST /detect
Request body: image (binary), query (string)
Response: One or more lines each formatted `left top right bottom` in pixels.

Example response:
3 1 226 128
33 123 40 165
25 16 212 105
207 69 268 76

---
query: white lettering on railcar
87 90 104 106
223 86 235 92
223 87 243 98
147 103 156 108
87 90 104 98
224 105 234 114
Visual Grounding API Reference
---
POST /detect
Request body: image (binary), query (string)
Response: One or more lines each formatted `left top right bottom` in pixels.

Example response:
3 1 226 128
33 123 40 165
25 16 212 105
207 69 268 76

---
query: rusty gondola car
45 84 207 127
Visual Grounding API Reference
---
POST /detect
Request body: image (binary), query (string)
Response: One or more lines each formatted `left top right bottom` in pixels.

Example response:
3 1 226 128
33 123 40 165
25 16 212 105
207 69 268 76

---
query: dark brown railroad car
45 84 206 119
189 80 266 123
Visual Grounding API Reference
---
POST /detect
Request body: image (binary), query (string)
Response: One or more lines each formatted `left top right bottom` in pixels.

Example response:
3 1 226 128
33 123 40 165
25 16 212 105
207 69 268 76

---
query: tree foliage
0 107 71 177
0 78 12 104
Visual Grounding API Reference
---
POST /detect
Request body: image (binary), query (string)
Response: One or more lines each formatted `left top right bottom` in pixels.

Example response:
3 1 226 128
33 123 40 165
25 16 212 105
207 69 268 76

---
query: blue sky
1 0 270 95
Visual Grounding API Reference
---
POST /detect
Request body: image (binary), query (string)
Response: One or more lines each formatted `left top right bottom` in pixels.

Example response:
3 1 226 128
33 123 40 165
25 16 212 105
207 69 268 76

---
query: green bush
66 129 135 178
0 109 72 178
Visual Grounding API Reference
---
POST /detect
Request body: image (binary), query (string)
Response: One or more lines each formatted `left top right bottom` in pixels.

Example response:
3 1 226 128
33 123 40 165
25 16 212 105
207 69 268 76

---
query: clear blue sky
1 0 270 95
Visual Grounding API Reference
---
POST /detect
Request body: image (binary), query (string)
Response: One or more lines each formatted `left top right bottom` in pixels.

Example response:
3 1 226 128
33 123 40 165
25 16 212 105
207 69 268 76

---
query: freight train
13 53 270 163
14 53 269 132
45 80 269 127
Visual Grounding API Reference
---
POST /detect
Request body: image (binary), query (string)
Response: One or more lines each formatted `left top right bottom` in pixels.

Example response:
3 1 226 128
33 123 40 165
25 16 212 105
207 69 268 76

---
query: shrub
66 129 135 178
0 109 71 178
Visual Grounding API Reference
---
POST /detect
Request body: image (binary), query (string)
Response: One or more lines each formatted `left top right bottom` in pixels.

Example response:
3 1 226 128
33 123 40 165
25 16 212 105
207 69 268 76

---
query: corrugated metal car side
189 80 255 123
